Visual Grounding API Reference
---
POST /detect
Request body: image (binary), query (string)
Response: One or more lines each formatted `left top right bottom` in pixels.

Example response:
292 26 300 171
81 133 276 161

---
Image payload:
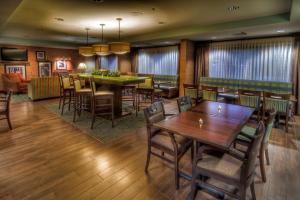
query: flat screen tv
1 48 28 61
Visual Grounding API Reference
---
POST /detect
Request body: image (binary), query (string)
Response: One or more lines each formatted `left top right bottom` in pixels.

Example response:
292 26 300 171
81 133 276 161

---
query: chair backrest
143 101 166 127
243 121 265 178
177 96 192 113
202 85 218 101
183 84 199 100
264 92 289 114
238 89 261 109
138 77 153 88
72 79 82 92
0 90 12 114
89 77 97 96
263 108 276 144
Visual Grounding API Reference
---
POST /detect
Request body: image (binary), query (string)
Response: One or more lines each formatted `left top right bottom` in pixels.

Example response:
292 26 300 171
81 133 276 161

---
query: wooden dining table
153 100 255 198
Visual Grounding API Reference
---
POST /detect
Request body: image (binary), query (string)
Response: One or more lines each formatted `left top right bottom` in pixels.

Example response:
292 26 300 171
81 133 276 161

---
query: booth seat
28 77 60 100
199 77 292 94
137 74 179 98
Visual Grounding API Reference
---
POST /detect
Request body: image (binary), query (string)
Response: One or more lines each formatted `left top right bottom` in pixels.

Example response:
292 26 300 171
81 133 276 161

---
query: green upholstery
62 77 71 89
184 88 198 99
199 77 292 94
238 122 274 144
177 96 193 112
138 74 179 88
265 98 288 113
74 80 82 92
203 90 217 101
240 95 260 108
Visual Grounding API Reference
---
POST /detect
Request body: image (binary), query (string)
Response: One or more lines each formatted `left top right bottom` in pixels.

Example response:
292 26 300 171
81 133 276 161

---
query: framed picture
36 51 45 61
56 60 67 70
38 61 52 77
5 64 26 79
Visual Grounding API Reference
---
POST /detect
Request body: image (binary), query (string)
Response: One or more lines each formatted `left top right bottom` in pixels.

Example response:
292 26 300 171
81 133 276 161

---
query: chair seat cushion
237 126 256 142
197 153 243 181
151 131 191 152
94 91 114 96
77 88 92 93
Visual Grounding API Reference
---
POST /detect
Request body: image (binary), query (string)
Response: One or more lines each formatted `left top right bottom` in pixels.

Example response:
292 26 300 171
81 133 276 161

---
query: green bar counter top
79 74 147 117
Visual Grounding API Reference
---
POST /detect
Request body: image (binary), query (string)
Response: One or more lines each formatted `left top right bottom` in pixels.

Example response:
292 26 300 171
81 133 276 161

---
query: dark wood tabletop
154 101 254 150
191 101 254 120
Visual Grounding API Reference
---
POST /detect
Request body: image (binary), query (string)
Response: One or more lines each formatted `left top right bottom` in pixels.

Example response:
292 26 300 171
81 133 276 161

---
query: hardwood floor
0 99 299 200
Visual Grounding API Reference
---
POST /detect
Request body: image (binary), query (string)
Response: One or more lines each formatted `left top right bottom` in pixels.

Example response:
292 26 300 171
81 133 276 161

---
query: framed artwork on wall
38 61 52 77
5 64 26 79
56 60 67 70
36 51 45 61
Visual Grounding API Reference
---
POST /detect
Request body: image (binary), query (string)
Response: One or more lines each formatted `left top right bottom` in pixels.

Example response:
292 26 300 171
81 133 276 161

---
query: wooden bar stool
89 77 114 128
72 78 92 122
59 75 75 115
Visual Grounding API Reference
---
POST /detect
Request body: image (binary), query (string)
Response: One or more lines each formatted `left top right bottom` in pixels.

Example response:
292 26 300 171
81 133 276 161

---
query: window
99 55 118 71
137 46 179 75
209 37 293 82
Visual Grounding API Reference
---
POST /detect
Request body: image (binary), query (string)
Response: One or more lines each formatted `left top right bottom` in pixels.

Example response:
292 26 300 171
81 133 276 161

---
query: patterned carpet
46 102 146 143
11 94 30 104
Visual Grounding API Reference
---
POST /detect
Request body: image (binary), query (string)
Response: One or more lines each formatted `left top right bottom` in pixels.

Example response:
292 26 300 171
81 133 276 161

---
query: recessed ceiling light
92 0 104 3
276 30 285 33
228 5 239 12
54 17 64 22
158 21 165 25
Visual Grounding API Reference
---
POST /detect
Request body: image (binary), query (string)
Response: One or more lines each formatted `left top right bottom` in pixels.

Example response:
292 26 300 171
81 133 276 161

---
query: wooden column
179 39 195 96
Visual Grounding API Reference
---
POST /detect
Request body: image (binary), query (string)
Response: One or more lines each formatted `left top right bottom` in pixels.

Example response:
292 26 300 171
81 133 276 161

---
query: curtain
131 48 138 73
209 37 293 82
195 43 209 84
294 35 300 114
100 55 118 71
137 46 179 75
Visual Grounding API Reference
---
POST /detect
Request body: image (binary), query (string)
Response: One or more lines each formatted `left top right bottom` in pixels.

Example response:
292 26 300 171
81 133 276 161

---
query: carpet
46 102 146 143
11 94 31 104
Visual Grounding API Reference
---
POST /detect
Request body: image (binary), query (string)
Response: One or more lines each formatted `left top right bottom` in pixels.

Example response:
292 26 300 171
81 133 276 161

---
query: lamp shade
79 46 94 57
78 63 87 70
92 44 111 56
109 42 130 54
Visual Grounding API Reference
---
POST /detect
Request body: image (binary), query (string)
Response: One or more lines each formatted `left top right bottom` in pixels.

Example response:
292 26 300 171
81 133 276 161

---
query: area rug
11 94 31 104
46 102 146 144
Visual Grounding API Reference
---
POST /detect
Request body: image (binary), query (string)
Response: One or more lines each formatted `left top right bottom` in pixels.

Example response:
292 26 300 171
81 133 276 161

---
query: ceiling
0 0 299 48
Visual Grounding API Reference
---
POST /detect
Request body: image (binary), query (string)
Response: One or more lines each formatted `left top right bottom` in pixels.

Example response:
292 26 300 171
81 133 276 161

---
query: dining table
153 100 255 199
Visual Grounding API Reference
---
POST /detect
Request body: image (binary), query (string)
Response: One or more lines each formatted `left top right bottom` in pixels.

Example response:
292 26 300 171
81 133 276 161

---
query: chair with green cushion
238 89 262 120
177 96 193 113
202 85 218 101
235 108 276 182
263 92 290 132
183 84 200 104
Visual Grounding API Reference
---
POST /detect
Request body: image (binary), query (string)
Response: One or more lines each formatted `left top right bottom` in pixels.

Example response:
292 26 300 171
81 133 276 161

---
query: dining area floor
0 99 299 200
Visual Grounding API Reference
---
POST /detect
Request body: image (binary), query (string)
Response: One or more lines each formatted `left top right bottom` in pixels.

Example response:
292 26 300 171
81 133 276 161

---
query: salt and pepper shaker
199 118 203 126
217 105 222 112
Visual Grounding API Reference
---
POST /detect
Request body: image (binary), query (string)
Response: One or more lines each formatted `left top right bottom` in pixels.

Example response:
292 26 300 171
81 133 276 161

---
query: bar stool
59 75 75 115
89 77 115 128
72 78 92 122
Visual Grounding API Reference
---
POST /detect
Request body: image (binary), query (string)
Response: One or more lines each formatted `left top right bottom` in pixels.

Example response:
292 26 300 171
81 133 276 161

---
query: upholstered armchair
2 73 29 93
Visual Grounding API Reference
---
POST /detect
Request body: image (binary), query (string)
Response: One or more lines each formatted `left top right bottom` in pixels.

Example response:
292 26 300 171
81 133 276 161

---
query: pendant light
92 24 110 56
79 28 94 57
109 18 130 55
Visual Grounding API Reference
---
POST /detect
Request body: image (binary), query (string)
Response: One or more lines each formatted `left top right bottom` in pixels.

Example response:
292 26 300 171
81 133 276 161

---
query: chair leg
111 97 114 128
58 90 62 110
175 155 179 189
250 181 256 200
90 99 95 129
239 186 246 200
144 145 151 173
259 147 266 182
265 148 270 165
285 115 289 133
73 95 77 122
61 91 66 115
68 91 71 111
7 114 12 130
189 167 198 200
191 144 194 161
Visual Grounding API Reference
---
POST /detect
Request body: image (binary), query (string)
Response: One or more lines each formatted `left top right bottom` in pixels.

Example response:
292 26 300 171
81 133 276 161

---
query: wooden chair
177 96 193 113
263 92 290 132
59 75 75 115
143 101 193 189
238 89 262 120
72 78 92 122
183 84 199 104
89 77 114 128
189 121 265 200
235 108 276 182
201 85 218 101
0 90 12 130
